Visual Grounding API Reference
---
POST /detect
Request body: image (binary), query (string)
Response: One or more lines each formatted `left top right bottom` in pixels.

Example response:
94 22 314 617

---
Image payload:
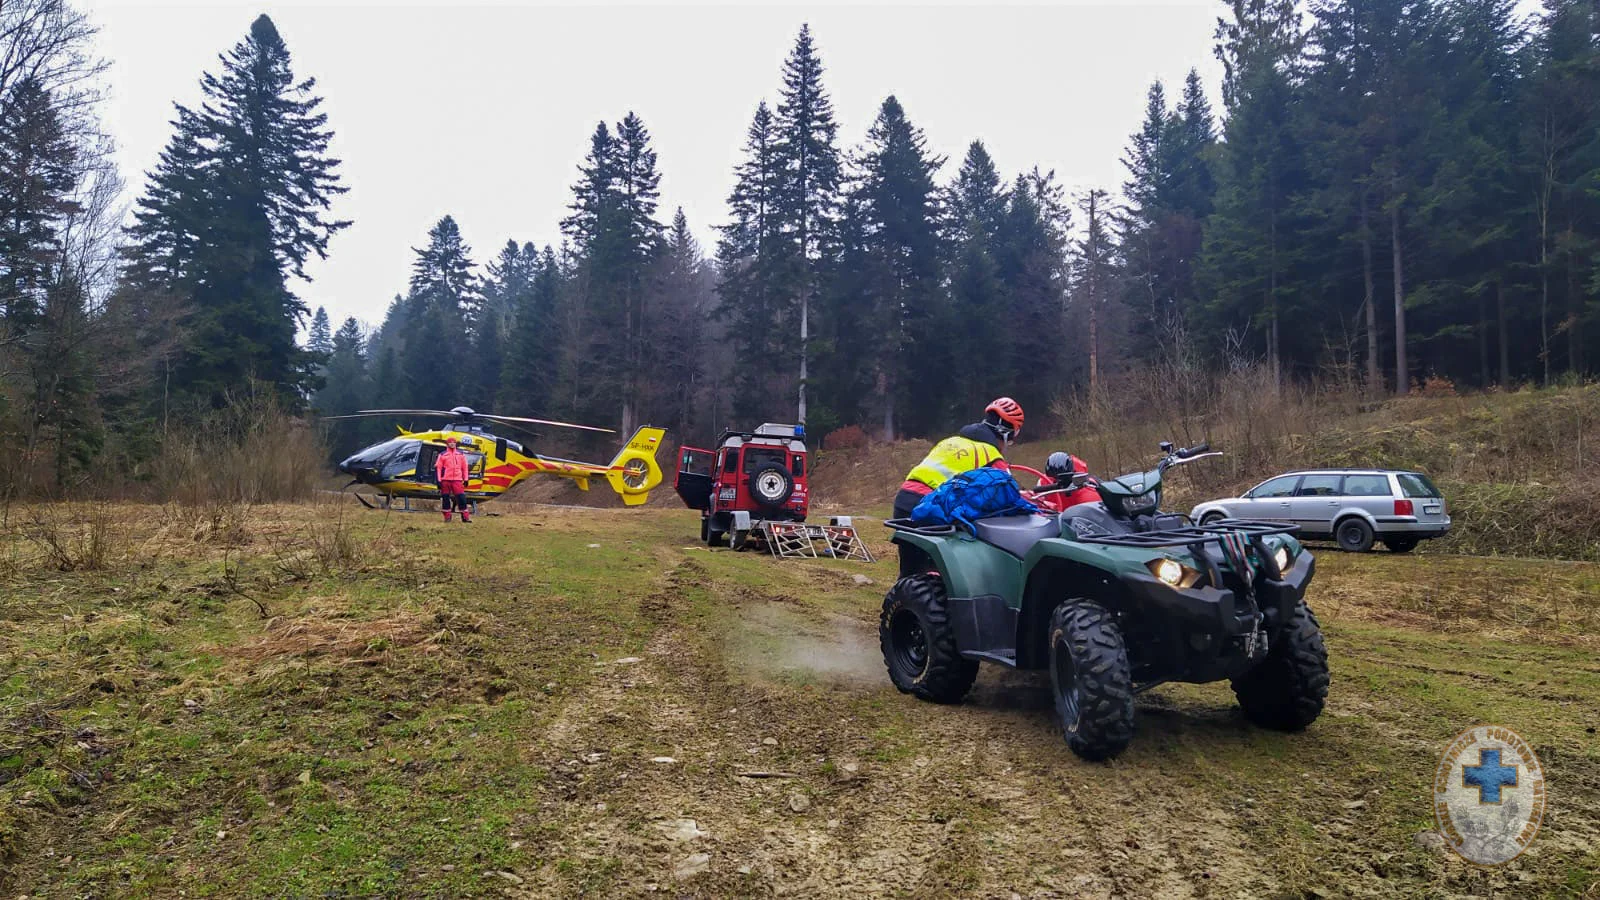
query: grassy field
2 499 1598 898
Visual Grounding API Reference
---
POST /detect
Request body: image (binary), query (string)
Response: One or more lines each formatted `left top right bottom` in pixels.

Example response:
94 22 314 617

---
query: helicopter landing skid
343 483 477 516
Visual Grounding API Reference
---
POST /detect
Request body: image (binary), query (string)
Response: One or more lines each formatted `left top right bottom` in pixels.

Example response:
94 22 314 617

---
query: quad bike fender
891 530 1023 604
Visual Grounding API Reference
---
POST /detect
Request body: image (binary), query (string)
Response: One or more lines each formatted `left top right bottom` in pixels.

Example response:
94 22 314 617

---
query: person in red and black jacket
1030 450 1102 513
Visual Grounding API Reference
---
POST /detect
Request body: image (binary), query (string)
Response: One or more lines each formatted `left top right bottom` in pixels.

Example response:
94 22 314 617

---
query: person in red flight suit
435 436 471 523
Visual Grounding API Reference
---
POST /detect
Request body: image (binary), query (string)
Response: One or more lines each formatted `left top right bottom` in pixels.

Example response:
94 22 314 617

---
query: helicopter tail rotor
602 426 666 506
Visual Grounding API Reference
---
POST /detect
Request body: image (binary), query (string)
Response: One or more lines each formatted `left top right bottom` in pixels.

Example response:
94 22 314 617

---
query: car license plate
1424 504 1442 515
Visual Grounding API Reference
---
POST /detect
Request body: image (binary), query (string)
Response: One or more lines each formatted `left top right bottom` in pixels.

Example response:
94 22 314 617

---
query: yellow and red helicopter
326 406 665 509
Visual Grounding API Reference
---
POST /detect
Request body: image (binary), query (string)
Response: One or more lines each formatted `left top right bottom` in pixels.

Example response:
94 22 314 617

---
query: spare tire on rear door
748 462 794 509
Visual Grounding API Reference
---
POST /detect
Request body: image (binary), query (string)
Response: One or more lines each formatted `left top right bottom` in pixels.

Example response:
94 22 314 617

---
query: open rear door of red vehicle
674 446 715 510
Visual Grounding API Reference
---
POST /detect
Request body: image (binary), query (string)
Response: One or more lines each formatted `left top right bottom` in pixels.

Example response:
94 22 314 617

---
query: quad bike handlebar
1159 442 1222 472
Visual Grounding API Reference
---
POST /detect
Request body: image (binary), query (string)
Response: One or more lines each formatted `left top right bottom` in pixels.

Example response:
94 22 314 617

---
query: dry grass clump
261 496 392 580
1315 555 1600 644
3 501 150 572
1051 368 1599 495
232 608 442 664
157 392 326 506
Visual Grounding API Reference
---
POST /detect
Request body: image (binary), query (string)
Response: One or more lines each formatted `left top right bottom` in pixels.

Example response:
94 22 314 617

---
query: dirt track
505 510 1600 899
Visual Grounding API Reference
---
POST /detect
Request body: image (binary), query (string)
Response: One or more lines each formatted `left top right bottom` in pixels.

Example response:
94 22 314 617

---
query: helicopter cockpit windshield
339 438 420 480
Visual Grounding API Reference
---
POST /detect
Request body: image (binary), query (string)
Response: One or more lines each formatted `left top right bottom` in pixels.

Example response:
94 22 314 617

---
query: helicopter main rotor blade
319 409 462 421
479 414 616 434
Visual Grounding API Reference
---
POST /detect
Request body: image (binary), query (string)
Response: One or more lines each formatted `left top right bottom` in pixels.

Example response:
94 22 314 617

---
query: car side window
1342 474 1390 497
721 450 737 474
1296 474 1342 496
1251 475 1300 498
792 454 805 477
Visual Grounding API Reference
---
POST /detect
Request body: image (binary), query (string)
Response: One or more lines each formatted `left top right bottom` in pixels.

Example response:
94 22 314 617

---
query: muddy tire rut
518 557 1286 898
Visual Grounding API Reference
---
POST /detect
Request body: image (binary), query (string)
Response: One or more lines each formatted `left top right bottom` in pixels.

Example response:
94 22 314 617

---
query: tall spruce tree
996 169 1073 425
499 244 560 414
123 14 347 407
481 239 535 339
308 306 332 355
716 102 791 422
397 216 476 408
0 76 79 328
1119 80 1178 356
854 96 945 438
1202 0 1308 384
1524 0 1600 381
946 141 1008 414
772 24 842 424
649 209 716 439
812 190 878 431
316 316 367 457
561 114 664 431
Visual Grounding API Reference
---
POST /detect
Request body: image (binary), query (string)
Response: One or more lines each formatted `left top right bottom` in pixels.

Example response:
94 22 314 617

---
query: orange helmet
445 436 458 447
984 397 1024 439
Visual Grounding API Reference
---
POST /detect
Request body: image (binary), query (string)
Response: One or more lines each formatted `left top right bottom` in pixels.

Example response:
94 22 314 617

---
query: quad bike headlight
1125 490 1158 514
1147 558 1199 588
1273 546 1292 574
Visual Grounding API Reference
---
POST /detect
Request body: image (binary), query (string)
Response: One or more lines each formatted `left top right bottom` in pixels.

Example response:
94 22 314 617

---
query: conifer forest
3 0 1600 490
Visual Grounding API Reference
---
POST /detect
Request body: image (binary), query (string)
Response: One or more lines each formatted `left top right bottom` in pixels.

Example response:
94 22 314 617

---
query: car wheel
880 575 979 704
1335 517 1375 553
1049 599 1135 761
1200 511 1227 526
1384 538 1418 553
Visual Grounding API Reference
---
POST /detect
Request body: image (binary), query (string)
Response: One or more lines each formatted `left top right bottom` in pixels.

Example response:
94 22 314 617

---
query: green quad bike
880 442 1329 761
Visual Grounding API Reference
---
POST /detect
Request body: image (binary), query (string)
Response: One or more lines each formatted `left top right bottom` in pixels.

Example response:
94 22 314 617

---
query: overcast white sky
77 1 1541 334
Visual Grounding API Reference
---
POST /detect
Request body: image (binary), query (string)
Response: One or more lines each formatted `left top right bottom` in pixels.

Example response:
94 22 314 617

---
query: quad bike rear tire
1384 538 1418 553
749 463 795 509
880 575 978 704
1231 601 1329 731
1049 600 1135 761
1335 517 1375 553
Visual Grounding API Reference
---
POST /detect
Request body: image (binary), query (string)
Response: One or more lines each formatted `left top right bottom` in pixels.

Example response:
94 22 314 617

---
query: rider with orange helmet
892 398 1024 573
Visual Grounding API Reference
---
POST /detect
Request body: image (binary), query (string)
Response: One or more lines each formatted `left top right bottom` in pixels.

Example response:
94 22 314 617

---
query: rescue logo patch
1433 725 1545 865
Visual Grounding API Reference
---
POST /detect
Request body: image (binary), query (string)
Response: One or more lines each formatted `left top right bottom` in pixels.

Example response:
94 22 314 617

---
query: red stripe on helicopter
482 476 513 487
488 464 520 477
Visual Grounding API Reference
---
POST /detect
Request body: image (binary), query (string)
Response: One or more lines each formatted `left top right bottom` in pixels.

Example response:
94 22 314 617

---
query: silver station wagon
1190 469 1451 553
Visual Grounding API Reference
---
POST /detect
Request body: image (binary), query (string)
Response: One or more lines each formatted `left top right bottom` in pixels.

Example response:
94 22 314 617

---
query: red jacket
1031 454 1101 513
436 448 470 484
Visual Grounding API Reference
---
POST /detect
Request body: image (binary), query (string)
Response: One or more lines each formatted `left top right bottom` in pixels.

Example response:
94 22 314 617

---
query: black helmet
1046 451 1075 480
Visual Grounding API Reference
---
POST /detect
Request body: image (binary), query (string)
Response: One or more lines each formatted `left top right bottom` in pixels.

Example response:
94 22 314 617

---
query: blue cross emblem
1463 749 1518 804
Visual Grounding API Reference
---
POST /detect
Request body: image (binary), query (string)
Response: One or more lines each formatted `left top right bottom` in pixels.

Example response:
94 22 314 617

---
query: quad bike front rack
1071 518 1301 586
753 517 875 562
